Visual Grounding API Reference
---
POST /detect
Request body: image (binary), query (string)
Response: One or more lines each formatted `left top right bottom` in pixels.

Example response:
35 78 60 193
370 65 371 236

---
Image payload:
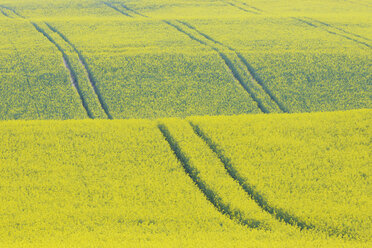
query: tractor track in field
221 0 261 15
158 124 263 229
103 2 283 113
305 17 371 42
119 3 148 17
103 1 147 18
45 23 113 119
189 121 316 231
0 5 25 18
0 9 10 18
103 2 132 17
31 22 93 118
164 20 269 113
176 20 288 113
345 0 372 8
294 17 371 49
233 0 263 12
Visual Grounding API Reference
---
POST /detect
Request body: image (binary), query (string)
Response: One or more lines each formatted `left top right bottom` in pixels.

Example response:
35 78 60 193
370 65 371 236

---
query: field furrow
221 0 261 15
0 9 10 18
166 20 284 113
232 0 263 12
189 110 371 240
305 17 371 42
119 3 148 17
31 22 93 118
188 121 314 231
45 23 112 119
294 17 371 49
0 5 24 19
176 20 288 113
158 120 298 232
103 2 132 17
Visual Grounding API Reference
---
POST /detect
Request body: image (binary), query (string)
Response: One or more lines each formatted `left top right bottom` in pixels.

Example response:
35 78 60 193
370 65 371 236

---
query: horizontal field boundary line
304 17 371 42
188 121 316 231
294 17 371 49
158 124 263 229
165 20 269 113
0 5 25 18
176 20 288 113
31 22 93 119
103 2 132 17
221 0 261 15
45 23 113 119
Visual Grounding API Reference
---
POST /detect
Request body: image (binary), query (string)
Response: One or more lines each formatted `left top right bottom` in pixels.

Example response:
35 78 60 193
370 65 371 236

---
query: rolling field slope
0 0 370 119
0 0 370 247
0 109 370 246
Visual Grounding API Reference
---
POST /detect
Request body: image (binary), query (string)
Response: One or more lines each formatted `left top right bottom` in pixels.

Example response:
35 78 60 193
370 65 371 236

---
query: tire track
234 0 263 12
344 0 372 8
103 2 280 113
158 124 263 229
31 22 93 118
176 20 288 113
166 20 289 113
45 23 113 119
119 3 148 17
0 9 10 18
221 0 261 14
305 17 371 42
294 17 371 49
103 2 132 17
0 5 25 18
189 121 315 231
165 20 268 113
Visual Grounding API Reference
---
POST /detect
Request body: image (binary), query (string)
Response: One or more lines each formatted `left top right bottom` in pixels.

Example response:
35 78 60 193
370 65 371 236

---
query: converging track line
45 23 113 119
294 17 371 49
103 2 283 114
31 23 93 118
175 20 288 113
189 121 316 231
305 17 371 42
158 124 263 229
103 2 132 17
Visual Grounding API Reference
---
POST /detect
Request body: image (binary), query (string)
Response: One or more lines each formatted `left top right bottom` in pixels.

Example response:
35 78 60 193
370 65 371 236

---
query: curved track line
103 2 132 17
176 20 288 113
158 124 263 229
189 121 315 231
305 17 371 42
119 3 148 17
0 5 25 18
45 23 113 119
233 0 263 12
31 23 93 118
294 17 371 49
164 20 268 113
0 9 10 18
221 0 260 14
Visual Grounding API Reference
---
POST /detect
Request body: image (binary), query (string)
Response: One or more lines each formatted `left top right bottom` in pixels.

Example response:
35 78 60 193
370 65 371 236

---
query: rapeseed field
0 0 370 247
